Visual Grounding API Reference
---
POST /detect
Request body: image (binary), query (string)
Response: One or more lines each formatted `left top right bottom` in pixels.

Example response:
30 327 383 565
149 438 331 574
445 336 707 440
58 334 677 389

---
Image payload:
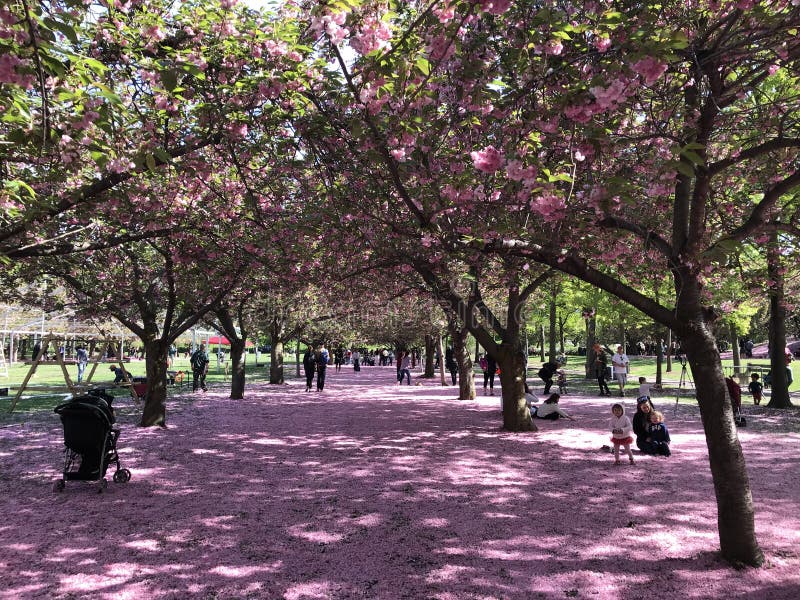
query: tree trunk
584 315 596 378
270 339 284 384
683 324 763 566
729 321 742 383
538 324 545 362
497 344 535 432
666 329 673 372
656 335 664 387
229 340 246 400
140 341 169 427
453 324 475 400
437 334 447 386
766 238 792 408
548 296 557 362
424 335 435 377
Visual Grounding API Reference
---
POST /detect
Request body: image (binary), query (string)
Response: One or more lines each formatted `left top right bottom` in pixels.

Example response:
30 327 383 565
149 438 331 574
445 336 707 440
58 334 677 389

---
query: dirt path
1 366 798 599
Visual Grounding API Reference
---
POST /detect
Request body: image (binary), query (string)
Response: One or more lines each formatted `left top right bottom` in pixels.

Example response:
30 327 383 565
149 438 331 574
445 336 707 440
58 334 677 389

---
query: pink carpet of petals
1 367 799 599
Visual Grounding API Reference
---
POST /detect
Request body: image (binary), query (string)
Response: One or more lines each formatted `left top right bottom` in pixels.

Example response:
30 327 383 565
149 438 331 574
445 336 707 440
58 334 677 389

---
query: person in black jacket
538 361 561 394
302 348 316 392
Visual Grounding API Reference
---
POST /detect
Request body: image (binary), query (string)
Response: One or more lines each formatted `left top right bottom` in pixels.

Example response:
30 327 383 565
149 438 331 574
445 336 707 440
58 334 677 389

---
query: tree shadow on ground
0 367 798 599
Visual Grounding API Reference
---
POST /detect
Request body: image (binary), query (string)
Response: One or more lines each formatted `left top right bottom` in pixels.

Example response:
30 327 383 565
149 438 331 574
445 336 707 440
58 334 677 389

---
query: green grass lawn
0 355 287 421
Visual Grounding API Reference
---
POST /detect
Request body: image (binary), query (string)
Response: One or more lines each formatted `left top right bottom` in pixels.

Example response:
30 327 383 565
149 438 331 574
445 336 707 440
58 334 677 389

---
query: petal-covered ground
1 366 799 599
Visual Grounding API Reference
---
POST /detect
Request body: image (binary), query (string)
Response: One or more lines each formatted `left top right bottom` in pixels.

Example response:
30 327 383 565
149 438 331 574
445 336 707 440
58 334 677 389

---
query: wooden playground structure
6 334 142 413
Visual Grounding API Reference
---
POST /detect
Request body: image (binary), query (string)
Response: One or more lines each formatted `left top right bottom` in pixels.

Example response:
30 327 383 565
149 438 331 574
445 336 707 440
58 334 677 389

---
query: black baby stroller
53 391 131 492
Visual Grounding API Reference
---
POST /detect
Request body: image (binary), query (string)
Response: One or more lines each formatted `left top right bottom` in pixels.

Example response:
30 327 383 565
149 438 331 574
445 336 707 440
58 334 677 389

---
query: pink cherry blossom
470 146 504 173
631 56 668 85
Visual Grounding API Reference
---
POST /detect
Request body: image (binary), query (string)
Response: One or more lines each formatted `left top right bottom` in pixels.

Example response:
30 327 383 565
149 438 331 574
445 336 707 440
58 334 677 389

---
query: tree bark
497 343 535 432
437 334 447 386
270 339 285 384
538 324 545 362
452 322 475 400
683 324 763 566
548 295 557 362
140 341 169 427
424 335 435 377
766 237 792 408
229 340 246 399
584 314 596 379
729 321 742 383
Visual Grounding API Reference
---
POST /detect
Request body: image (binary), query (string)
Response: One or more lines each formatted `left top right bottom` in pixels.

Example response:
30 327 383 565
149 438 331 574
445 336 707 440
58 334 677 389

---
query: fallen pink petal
1 368 798 599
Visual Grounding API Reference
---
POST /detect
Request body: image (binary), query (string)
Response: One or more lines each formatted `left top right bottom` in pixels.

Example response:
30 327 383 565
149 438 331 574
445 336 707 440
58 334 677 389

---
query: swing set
6 334 141 413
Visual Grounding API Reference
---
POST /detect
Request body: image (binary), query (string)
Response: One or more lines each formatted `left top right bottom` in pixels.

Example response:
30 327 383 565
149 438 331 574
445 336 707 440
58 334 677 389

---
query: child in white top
609 403 634 465
638 376 651 401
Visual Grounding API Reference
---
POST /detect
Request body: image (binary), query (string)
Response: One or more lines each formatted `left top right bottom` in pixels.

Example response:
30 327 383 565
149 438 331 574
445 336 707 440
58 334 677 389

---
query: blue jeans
77 362 87 383
399 368 410 384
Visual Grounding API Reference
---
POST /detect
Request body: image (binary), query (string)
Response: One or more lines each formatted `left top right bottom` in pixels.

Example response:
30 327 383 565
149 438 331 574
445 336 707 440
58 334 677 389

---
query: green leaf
153 148 172 164
161 69 179 92
145 154 157 171
415 57 430 76
667 159 695 178
680 150 705 165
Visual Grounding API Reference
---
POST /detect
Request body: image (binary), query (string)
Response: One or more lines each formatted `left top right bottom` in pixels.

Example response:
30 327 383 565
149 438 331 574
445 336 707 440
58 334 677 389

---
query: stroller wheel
113 469 131 483
53 479 65 493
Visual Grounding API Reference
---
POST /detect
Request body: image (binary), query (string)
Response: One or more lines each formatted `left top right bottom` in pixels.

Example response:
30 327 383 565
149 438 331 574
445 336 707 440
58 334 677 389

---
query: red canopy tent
206 335 254 347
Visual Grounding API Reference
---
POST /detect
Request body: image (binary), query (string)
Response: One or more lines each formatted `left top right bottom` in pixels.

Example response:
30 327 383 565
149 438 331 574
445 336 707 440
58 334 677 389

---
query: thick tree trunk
666 329 673 373
497 344 535 432
437 335 447 386
767 239 792 408
538 325 545 362
683 321 763 566
453 325 475 400
729 321 743 383
229 341 246 399
270 339 284 384
140 341 169 427
584 315 596 378
548 296 557 362
424 335 435 377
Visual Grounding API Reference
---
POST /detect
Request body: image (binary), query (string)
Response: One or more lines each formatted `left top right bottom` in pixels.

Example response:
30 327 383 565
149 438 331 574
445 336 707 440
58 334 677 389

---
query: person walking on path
484 353 497 395
398 352 412 385
191 343 210 392
445 346 458 386
316 344 330 391
351 348 361 372
334 348 343 372
75 346 89 383
611 345 630 396
593 343 611 396
302 347 316 392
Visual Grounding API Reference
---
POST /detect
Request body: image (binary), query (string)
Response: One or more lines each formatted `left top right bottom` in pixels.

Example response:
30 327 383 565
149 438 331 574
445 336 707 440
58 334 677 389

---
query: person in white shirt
532 393 574 420
611 345 630 397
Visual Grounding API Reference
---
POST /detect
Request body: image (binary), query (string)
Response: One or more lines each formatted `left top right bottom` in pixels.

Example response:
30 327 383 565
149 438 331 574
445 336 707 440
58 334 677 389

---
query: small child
647 410 671 456
609 403 634 465
748 373 763 406
557 369 568 394
638 376 651 401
